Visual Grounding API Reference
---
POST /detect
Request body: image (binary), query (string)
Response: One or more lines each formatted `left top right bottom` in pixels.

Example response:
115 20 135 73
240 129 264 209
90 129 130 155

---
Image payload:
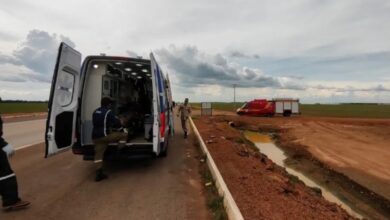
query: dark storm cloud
13 29 75 74
155 45 303 90
0 29 75 83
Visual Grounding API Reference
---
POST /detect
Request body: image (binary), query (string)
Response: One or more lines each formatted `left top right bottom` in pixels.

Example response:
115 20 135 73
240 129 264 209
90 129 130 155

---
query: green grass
192 135 227 220
300 104 390 118
191 102 390 119
191 102 244 112
0 102 48 114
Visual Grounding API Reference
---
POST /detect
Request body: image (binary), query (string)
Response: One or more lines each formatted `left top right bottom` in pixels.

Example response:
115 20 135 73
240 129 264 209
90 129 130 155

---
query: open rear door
150 53 161 155
45 42 81 157
165 74 174 136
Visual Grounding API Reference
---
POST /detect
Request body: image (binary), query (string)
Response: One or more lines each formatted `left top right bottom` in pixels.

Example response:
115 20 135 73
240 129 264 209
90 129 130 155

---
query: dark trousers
0 149 20 207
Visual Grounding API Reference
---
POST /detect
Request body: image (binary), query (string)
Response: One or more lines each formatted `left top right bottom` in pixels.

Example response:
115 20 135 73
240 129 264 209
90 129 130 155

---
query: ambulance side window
57 69 75 107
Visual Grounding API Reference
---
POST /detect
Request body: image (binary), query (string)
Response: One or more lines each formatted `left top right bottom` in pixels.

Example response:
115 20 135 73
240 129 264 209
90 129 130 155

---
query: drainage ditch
243 131 364 219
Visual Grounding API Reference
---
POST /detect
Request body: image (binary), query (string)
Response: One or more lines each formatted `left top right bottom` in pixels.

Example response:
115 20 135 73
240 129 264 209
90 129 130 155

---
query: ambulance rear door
45 42 81 157
150 53 162 155
165 74 174 136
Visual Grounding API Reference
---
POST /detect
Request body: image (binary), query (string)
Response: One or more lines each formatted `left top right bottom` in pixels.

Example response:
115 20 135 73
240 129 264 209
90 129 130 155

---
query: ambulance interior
80 59 154 146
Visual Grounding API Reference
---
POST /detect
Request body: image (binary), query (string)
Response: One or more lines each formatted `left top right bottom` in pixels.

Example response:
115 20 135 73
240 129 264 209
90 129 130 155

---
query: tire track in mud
301 122 390 181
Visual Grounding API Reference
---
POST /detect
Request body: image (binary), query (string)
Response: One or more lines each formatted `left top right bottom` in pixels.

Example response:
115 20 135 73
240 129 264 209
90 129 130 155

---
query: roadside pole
233 84 237 110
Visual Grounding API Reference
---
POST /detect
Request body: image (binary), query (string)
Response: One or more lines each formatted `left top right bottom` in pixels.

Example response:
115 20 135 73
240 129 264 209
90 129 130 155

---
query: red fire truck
236 98 300 117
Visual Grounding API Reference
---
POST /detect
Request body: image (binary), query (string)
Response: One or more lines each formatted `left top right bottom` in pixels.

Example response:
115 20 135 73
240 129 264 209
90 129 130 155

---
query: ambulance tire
159 140 168 158
159 147 168 157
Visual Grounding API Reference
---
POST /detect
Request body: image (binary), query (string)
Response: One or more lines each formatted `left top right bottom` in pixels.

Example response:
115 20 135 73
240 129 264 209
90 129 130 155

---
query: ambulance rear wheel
159 140 169 158
159 147 168 157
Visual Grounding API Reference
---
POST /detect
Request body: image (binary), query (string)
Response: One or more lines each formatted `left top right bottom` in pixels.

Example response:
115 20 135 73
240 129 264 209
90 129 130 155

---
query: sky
0 0 389 103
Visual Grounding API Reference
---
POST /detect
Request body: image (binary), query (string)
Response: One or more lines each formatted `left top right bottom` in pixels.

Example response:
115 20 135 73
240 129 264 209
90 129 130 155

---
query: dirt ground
221 115 390 199
194 116 356 220
285 118 390 198
194 113 390 219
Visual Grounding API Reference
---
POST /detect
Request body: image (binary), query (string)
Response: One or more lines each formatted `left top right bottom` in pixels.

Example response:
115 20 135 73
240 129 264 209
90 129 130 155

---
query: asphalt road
0 117 211 220
2 119 46 149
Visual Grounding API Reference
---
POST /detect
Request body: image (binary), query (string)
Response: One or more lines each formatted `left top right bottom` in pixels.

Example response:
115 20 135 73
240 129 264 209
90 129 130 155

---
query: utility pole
233 84 237 110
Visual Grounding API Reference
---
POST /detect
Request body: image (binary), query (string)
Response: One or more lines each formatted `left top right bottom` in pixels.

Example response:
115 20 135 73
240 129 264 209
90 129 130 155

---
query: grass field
191 102 390 118
0 102 48 114
300 104 390 118
191 102 245 112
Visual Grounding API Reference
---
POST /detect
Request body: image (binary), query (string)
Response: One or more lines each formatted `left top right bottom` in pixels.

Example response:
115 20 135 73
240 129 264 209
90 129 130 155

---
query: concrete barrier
189 117 244 220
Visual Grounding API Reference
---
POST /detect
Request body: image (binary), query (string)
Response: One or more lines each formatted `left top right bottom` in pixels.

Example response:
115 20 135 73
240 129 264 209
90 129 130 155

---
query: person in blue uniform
92 97 128 182
0 115 30 211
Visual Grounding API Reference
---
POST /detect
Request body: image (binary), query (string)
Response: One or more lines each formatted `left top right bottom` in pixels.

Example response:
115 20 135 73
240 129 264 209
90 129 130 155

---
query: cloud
126 50 139 58
0 52 20 65
0 1 388 102
229 51 260 59
13 30 75 74
336 85 390 92
310 84 390 92
154 45 390 103
0 63 51 83
0 73 49 83
155 45 304 90
0 81 50 101
193 84 223 97
0 31 18 42
0 29 75 83
285 75 304 80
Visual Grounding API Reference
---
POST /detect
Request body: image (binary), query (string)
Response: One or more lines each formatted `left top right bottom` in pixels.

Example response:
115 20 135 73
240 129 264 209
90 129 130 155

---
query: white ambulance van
45 42 173 160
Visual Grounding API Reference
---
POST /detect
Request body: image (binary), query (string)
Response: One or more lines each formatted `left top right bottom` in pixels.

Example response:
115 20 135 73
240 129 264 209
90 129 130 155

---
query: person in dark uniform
0 115 30 211
92 97 128 182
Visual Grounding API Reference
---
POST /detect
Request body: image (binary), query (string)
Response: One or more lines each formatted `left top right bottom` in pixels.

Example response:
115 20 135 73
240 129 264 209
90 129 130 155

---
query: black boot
184 131 188 139
3 200 30 211
95 168 108 182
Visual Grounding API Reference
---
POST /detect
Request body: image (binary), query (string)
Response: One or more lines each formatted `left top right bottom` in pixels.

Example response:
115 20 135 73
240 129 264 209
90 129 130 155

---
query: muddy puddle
244 131 364 219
